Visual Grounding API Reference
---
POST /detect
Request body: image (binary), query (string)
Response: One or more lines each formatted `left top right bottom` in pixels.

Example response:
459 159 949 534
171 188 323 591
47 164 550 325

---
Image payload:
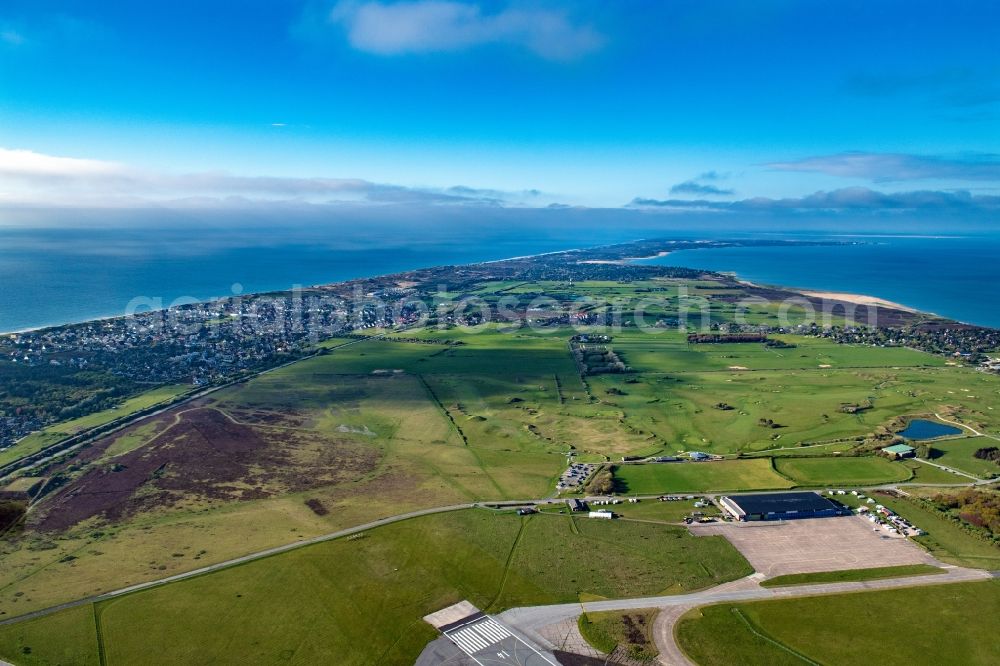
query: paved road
499 566 995 666
0 424 995 639
0 502 477 627
913 456 989 483
0 496 575 628
0 474 992 630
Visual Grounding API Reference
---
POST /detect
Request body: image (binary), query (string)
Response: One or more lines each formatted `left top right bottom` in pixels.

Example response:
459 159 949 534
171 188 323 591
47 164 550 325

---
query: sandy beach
580 250 671 265
797 290 918 313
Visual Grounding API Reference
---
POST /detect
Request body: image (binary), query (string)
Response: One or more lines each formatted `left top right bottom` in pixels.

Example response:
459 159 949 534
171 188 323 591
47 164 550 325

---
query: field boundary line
568 512 581 535
912 458 981 482
417 374 469 446
93 603 107 666
487 516 529 611
416 374 506 496
730 608 821 665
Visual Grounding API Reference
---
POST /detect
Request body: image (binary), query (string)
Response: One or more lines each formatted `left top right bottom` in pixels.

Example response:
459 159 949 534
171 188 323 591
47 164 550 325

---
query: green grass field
610 333 944 374
586 363 1000 456
578 608 659 661
929 436 1000 478
773 456 913 486
0 509 751 665
760 564 944 587
0 603 100 666
904 458 972 483
613 460 795 494
676 580 1000 666
4 276 1000 658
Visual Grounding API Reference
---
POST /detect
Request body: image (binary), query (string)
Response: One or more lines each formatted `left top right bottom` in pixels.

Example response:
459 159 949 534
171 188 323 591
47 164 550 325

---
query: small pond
898 419 962 440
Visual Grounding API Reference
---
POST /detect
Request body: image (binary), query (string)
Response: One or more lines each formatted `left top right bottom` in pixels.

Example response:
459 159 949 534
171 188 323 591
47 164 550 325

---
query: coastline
3 311 129 337
2 240 966 336
633 244 966 324
795 290 919 313
0 244 595 337
580 250 671 265
729 276 928 317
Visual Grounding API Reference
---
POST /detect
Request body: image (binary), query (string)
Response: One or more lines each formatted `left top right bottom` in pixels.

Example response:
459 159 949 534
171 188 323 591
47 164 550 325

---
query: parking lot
555 462 597 491
692 515 939 577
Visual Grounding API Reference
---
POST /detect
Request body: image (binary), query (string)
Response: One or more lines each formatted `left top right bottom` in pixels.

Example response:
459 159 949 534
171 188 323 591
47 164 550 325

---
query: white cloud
0 148 124 179
329 1 603 60
0 147 548 208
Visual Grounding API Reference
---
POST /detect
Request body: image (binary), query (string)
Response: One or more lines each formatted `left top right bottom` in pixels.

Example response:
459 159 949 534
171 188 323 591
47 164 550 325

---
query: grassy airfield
0 510 751 665
0 277 998 663
676 580 1000 666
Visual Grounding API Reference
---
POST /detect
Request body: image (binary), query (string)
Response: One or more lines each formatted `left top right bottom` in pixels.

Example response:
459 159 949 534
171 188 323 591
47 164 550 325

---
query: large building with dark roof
719 492 846 522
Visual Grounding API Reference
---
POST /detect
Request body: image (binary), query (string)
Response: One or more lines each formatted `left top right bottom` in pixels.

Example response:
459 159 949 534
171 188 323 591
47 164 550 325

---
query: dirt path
934 412 1000 442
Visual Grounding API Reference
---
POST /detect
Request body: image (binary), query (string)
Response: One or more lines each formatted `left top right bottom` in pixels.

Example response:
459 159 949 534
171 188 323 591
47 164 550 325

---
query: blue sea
2 215 999 332
0 215 646 333
639 235 1000 328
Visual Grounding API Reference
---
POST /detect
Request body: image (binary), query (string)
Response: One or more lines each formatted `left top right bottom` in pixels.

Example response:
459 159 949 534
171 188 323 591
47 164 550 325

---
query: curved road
0 502 475 627
499 566 995 666
0 497 563 628
0 476 992 629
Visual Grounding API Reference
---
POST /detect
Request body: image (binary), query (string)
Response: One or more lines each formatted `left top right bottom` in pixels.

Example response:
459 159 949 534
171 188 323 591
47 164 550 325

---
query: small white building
589 510 614 519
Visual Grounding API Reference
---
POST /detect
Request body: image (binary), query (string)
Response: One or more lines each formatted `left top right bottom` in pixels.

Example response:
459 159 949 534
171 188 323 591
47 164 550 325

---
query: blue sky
1 0 999 214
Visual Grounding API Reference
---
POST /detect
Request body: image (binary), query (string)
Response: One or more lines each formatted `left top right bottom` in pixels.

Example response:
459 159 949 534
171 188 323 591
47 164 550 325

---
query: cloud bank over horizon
4 147 1000 225
0 147 553 208
630 186 1000 215
3 2 999 211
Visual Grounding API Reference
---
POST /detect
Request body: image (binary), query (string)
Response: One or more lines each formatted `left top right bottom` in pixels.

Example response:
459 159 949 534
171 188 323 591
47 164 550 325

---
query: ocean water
640 235 1000 328
0 220 646 333
2 221 999 333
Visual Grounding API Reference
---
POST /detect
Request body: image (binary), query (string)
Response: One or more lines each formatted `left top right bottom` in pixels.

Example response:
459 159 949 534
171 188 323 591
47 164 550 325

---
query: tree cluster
931 489 1000 538
973 447 1000 464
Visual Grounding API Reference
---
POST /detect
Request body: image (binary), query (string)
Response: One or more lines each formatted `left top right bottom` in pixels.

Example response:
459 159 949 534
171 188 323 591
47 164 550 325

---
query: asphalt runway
444 616 557 666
